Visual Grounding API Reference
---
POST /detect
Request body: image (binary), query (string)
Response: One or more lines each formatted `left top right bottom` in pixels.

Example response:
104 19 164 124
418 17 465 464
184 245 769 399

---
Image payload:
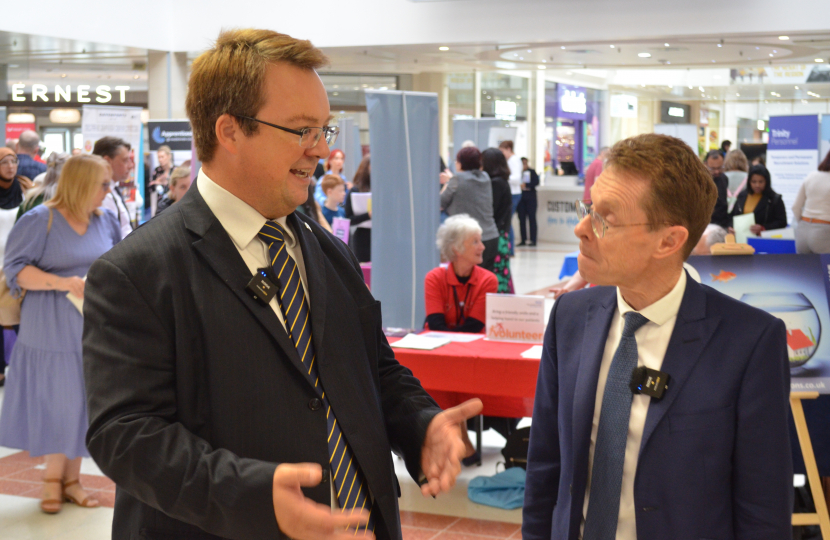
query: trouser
795 220 830 254
508 194 521 255
517 192 538 244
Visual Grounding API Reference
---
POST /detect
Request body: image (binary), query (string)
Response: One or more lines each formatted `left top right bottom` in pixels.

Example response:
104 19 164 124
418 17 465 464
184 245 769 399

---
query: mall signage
557 84 587 121
9 84 132 104
660 101 691 124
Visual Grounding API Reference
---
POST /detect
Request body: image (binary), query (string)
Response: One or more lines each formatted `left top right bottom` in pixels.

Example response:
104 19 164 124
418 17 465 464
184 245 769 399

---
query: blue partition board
747 237 797 254
365 91 440 329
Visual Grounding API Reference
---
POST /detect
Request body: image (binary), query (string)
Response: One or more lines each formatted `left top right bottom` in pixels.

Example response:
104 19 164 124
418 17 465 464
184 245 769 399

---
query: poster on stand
687 255 830 393
82 105 144 221
485 294 545 344
766 115 820 224
147 120 193 214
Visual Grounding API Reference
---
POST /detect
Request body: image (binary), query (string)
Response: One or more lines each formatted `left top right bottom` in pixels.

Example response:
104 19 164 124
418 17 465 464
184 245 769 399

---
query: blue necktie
258 221 376 535
583 311 650 540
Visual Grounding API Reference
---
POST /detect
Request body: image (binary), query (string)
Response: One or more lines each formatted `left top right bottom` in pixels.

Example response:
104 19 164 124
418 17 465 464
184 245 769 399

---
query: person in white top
499 140 522 255
793 149 830 254
92 136 135 239
523 133 792 540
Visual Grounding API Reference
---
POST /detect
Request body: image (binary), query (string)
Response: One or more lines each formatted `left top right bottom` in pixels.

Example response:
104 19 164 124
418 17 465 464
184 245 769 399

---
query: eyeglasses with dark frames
234 115 339 148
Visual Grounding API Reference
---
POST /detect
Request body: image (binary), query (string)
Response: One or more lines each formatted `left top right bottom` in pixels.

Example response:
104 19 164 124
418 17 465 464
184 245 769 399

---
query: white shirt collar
196 168 297 250
616 269 686 327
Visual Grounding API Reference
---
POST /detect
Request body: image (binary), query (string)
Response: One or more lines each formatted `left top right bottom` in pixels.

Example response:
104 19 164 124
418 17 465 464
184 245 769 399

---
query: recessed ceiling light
527 49 532 53
641 84 646 88
332 92 339 96
439 46 449 51
537 65 546 70
133 75 139 79
712 60 716 63
520 57 524 60
773 50 777 53
816 58 825 63
514 53 519 56
61 74 67 78
667 61 671 64
561 46 566 50
769 53 774 57
333 85 338 88
736 93 740 97
542 59 546 63
779 36 790 40
795 86 799 89
699 86 705 92
516 95 522 99
664 43 670 47
362 84 368 88
688 85 693 89
765 100 769 103
638 52 651 58
717 43 722 47
610 44 615 48
756 47 760 50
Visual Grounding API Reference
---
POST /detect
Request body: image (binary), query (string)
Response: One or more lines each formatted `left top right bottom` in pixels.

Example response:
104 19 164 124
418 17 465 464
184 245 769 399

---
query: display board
147 119 193 171
365 90 440 329
331 117 360 183
687 255 830 393
452 118 503 171
766 115 820 225
653 123 698 154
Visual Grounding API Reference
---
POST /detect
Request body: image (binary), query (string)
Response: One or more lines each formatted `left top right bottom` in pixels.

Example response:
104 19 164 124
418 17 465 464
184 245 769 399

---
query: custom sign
687 255 830 393
485 294 545 344
660 101 690 124
767 115 820 224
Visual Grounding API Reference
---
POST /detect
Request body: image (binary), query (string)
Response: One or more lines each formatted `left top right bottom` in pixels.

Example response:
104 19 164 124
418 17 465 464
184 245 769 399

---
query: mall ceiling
2 28 830 102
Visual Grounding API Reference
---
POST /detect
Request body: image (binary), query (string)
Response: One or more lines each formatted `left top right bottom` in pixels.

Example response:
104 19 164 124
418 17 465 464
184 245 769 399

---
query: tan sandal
40 478 63 514
62 479 100 508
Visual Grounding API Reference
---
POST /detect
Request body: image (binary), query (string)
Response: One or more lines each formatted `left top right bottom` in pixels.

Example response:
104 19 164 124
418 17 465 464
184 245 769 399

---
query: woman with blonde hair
0 154 121 514
724 149 750 206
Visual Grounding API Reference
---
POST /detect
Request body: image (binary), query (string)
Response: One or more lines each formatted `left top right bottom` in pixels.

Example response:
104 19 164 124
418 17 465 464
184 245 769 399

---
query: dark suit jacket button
321 468 330 483
309 398 322 411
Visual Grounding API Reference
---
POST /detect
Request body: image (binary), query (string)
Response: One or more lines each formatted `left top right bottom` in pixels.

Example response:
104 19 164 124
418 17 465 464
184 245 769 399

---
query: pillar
148 51 189 120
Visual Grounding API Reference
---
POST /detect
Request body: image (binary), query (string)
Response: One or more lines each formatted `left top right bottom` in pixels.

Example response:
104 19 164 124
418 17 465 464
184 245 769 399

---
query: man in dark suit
83 29 481 540
522 134 792 540
705 149 731 229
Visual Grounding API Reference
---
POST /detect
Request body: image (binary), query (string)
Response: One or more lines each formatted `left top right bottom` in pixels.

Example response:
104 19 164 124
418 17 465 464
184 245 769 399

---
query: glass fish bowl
740 293 821 369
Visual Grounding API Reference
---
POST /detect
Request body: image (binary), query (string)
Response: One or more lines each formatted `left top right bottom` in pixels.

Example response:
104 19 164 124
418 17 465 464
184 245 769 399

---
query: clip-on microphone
246 266 278 306
630 366 670 400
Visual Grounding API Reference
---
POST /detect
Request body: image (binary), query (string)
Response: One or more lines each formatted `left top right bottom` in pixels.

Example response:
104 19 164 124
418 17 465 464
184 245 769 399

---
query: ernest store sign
8 84 132 104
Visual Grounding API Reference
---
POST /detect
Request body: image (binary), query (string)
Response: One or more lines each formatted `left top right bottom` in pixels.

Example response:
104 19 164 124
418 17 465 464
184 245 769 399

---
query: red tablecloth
389 336 541 417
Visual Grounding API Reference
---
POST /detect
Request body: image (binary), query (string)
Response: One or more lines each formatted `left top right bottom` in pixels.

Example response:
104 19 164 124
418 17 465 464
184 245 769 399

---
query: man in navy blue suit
523 134 792 540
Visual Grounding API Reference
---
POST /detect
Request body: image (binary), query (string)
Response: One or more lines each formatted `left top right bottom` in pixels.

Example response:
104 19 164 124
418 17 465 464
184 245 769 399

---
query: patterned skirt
493 230 514 294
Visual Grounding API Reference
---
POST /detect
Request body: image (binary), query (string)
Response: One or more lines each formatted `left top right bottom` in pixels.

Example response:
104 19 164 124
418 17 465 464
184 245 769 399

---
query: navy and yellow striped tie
258 221 376 535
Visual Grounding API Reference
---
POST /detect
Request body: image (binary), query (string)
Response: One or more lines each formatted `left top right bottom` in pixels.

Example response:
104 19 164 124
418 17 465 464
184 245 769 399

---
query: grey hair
24 152 69 204
18 130 40 152
436 214 482 262
703 224 727 248
461 140 477 148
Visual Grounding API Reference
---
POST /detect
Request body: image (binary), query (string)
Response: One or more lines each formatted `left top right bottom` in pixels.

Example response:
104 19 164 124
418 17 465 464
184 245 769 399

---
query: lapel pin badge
304 222 312 231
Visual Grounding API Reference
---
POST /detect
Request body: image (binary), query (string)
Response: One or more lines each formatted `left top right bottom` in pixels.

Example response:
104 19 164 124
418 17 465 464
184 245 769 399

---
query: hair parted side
46 154 109 224
605 133 717 259
186 29 329 164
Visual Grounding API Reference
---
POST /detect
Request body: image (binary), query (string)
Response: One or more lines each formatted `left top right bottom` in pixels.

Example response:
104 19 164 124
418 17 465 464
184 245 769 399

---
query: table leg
475 414 483 466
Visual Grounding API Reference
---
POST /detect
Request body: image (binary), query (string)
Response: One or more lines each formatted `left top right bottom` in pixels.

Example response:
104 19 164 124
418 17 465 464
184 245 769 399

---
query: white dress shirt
101 182 133 240
581 269 686 540
507 154 523 195
196 168 310 328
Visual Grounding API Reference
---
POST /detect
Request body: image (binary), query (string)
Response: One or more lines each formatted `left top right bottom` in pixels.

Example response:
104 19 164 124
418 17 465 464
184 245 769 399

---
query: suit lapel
179 188 307 377
639 276 720 455
572 290 616 482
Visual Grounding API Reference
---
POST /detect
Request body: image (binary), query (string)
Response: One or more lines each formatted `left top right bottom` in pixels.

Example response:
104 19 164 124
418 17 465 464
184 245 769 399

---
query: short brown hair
92 136 130 159
320 173 344 194
605 134 717 259
724 149 749 172
186 29 328 163
498 140 514 152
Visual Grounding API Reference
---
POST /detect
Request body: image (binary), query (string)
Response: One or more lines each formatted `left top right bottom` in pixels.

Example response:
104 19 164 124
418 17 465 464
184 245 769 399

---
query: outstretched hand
420 398 483 497
273 463 372 540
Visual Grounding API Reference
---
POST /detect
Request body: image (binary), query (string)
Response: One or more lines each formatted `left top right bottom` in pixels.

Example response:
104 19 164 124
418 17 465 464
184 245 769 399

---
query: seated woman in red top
424 214 498 333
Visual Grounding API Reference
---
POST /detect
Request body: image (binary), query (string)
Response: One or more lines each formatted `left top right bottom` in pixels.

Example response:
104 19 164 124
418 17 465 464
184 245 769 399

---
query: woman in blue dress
0 154 121 513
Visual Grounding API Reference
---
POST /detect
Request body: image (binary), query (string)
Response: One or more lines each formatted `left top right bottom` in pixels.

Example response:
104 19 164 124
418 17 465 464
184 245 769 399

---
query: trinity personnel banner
687 255 830 393
766 115 820 225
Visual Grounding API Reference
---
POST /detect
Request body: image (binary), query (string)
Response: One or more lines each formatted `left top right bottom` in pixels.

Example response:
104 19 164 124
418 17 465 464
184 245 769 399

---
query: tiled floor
0 242 571 539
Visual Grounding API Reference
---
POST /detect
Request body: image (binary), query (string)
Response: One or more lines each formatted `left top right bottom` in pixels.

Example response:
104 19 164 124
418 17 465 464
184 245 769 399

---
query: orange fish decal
710 270 736 283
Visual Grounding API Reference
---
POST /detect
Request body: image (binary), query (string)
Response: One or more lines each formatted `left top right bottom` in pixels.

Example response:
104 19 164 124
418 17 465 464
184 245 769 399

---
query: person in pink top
582 147 608 203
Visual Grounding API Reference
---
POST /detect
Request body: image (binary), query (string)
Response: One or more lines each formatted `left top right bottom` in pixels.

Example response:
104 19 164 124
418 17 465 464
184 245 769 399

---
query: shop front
546 83 601 178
